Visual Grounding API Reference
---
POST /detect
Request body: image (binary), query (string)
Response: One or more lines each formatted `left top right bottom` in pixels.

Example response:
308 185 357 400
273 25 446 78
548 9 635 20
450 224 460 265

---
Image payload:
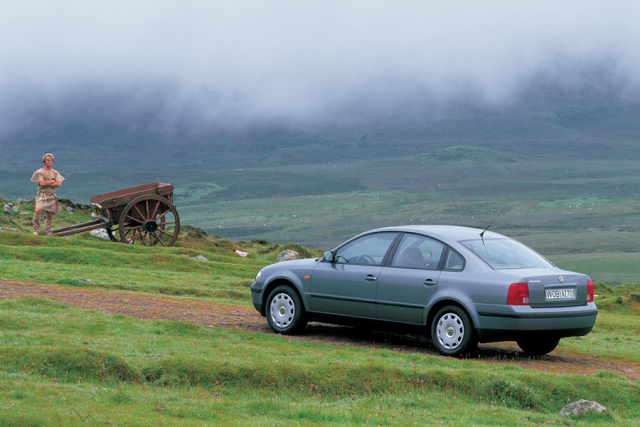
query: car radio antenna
480 208 504 243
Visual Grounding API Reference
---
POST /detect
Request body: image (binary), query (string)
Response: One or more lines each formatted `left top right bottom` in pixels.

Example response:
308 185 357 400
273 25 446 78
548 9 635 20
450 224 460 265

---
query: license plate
545 289 575 300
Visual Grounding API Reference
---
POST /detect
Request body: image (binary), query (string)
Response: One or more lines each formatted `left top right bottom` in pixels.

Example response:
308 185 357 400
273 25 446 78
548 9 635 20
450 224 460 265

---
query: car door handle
423 279 437 286
365 274 377 282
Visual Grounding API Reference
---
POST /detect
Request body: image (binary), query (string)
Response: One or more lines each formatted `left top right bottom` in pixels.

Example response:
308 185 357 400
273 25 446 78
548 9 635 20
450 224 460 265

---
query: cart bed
89 182 174 209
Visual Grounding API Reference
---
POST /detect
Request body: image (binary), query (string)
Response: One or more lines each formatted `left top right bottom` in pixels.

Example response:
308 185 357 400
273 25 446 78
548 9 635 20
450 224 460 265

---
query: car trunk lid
526 273 589 308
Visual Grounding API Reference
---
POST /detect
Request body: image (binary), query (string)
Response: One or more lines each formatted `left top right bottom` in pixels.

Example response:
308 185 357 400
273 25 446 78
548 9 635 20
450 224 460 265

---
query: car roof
367 225 506 242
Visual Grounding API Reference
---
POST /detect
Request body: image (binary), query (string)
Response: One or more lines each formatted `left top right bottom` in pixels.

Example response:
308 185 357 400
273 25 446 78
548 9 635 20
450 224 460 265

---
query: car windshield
461 238 554 269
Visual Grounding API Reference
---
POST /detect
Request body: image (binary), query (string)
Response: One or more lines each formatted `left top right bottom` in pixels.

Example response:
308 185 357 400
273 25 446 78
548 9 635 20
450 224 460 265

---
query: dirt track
2 277 639 380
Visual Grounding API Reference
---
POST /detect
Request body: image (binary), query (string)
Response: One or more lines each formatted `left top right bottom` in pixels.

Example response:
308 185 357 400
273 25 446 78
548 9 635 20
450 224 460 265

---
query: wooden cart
50 182 180 247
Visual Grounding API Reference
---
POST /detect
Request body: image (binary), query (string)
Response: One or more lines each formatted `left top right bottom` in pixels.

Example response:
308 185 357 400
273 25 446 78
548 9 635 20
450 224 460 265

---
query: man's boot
45 219 53 236
33 213 40 235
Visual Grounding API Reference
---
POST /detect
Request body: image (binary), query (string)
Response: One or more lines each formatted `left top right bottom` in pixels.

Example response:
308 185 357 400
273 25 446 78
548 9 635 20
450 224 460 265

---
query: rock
0 227 19 232
277 249 300 262
235 250 249 258
181 254 211 262
3 204 10 212
66 207 74 213
17 199 28 204
12 206 19 213
560 399 606 417
91 212 97 218
90 228 111 240
81 278 96 285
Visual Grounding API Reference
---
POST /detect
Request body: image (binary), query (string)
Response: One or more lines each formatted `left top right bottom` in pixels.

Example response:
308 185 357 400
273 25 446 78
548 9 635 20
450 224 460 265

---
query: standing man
31 153 65 235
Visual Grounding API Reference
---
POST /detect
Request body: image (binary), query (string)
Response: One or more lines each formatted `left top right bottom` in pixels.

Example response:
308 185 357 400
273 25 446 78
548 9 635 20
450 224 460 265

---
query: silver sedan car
251 225 597 356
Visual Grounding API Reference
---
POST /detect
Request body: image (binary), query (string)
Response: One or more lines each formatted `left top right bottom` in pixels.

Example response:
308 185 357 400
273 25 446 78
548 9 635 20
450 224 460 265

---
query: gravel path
2 277 638 380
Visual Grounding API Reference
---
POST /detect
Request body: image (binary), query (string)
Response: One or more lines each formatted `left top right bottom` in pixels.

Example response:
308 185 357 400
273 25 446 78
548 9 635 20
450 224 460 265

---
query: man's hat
42 153 55 162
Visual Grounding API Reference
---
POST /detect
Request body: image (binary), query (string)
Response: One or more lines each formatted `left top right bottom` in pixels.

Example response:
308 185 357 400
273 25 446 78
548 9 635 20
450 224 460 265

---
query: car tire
431 305 478 357
266 285 307 335
516 337 560 355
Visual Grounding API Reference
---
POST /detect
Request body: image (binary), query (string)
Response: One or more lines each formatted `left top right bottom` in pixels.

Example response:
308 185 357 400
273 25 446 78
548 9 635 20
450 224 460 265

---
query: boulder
560 399 606 417
181 254 211 262
277 249 300 262
90 228 111 240
235 250 249 258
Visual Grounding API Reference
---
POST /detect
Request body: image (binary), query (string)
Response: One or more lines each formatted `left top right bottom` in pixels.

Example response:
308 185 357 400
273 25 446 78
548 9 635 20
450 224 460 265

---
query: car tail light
507 282 530 305
587 280 594 303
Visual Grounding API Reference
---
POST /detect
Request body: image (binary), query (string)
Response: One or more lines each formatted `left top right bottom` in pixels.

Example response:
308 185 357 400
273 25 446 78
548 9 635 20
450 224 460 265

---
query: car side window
444 249 465 271
334 232 397 266
391 234 445 270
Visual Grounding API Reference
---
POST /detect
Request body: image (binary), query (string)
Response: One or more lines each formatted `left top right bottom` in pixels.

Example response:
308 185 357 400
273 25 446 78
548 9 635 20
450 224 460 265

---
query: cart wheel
118 195 180 247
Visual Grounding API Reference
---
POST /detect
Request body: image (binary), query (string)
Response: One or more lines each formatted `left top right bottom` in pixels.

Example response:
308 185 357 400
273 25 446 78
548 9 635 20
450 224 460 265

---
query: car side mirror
322 251 334 262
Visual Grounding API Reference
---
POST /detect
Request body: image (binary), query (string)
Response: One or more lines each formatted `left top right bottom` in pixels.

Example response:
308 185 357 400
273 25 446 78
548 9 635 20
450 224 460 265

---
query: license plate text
545 289 575 300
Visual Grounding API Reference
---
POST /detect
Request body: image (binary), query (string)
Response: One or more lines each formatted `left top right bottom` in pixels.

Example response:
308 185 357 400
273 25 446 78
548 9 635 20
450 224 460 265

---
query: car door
376 233 446 324
310 232 399 319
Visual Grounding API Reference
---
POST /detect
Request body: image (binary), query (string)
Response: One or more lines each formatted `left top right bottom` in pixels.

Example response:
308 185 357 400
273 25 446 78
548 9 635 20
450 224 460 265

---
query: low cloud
1 1 639 136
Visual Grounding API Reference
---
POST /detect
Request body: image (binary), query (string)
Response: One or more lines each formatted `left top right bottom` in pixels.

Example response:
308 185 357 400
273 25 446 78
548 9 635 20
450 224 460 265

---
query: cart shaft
49 219 108 237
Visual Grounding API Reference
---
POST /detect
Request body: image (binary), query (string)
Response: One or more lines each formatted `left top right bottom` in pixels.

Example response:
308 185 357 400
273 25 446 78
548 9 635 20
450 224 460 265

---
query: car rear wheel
516 337 560 355
431 306 478 357
266 285 307 335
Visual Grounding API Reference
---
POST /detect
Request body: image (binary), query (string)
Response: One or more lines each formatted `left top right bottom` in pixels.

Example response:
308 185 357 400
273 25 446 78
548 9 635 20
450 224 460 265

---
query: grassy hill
1 216 640 425
3 194 640 286
2 84 640 280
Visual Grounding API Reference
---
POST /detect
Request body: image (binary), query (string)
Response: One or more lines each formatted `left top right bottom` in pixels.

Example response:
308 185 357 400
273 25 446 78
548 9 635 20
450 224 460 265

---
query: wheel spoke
155 208 172 221
150 201 160 219
133 204 146 220
123 225 144 244
157 228 174 237
152 232 166 247
125 214 141 223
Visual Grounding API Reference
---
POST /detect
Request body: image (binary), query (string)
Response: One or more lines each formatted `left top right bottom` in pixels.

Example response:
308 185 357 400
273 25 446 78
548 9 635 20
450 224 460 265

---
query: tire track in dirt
2 278 639 380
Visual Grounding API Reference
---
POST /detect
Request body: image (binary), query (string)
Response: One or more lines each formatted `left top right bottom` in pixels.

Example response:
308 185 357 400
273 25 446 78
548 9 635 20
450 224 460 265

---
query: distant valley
2 82 640 285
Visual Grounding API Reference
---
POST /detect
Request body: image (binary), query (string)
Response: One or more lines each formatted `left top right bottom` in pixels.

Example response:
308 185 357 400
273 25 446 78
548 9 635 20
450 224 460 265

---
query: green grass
0 226 320 305
0 297 638 426
551 253 640 285
1 216 640 424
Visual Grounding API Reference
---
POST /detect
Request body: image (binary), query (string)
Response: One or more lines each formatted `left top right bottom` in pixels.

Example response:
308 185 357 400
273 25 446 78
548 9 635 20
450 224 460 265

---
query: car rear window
461 238 554 269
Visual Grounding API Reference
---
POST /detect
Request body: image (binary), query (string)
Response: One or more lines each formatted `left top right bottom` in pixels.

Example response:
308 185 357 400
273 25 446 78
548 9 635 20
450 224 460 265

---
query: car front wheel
431 306 478 357
266 285 307 335
516 337 560 355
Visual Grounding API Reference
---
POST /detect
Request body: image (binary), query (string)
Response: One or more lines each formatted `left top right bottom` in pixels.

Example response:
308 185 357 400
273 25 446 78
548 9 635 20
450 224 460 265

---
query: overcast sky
1 0 639 134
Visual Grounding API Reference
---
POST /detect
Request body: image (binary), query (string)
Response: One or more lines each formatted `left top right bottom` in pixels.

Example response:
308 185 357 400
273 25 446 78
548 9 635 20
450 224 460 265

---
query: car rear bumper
474 303 598 342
